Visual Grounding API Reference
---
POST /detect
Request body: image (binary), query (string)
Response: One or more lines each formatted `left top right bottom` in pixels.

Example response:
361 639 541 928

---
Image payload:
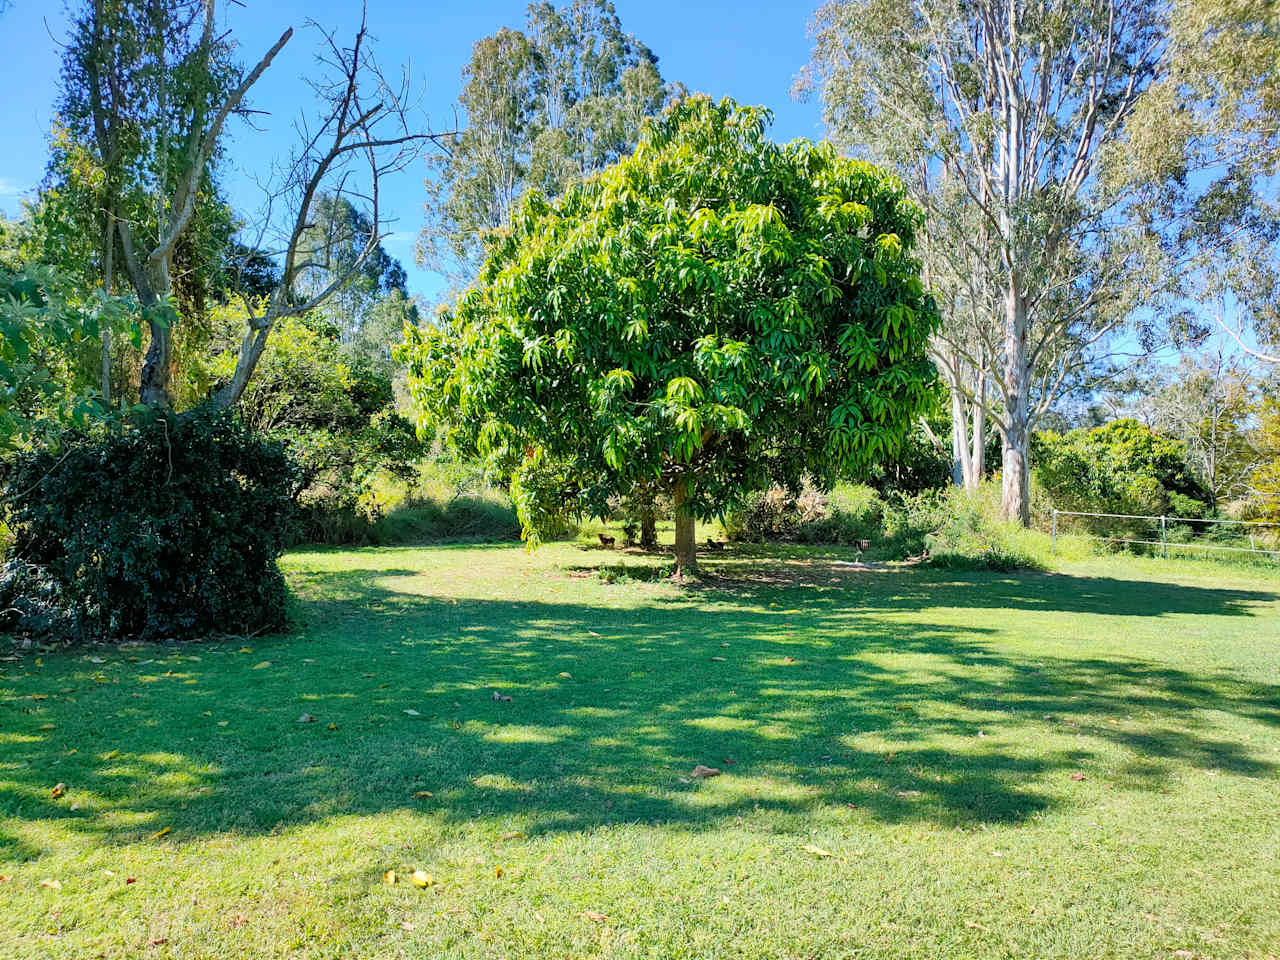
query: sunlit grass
1 540 1278 958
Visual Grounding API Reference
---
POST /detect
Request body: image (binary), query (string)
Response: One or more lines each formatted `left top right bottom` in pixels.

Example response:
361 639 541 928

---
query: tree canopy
401 97 940 572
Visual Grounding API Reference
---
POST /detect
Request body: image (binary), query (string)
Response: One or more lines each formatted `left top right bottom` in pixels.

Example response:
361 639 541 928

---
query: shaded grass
1 540 1279 958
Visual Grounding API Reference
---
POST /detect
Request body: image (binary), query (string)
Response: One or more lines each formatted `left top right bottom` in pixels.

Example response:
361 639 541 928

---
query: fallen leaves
50 782 66 799
39 878 62 890
499 830 525 841
412 790 434 799
691 765 721 779
251 661 272 670
801 843 835 859
582 911 608 923
557 672 573 679
150 826 171 840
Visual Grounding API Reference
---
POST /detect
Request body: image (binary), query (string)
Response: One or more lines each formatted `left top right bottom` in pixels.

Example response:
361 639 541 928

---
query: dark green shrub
0 411 298 642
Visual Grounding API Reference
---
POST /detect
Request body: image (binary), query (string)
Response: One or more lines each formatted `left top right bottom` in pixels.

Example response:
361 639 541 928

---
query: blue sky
0 0 824 301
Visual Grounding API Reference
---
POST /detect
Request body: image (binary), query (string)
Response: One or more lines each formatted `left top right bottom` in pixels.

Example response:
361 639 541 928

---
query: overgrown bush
722 483 883 544
0 411 298 642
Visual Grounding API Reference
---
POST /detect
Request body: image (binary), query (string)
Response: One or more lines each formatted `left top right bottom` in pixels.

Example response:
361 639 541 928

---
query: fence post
1051 509 1057 555
1160 515 1167 559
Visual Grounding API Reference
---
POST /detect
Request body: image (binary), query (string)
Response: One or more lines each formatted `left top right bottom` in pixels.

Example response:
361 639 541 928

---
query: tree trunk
950 388 966 488
671 477 697 577
640 510 657 549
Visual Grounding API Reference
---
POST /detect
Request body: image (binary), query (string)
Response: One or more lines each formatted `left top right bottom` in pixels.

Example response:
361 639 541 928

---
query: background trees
46 0 441 413
420 0 680 282
801 0 1173 525
402 97 940 574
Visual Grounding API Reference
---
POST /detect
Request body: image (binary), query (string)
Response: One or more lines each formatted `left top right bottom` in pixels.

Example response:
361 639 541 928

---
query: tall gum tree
800 0 1171 524
401 97 940 575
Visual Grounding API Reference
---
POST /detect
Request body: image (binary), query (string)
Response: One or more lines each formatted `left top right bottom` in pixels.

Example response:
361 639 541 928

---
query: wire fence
1050 509 1280 562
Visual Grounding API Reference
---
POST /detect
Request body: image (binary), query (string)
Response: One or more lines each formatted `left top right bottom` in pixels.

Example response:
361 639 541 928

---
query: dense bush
725 480 1042 570
0 411 298 642
722 483 883 545
1035 419 1208 524
215 315 426 542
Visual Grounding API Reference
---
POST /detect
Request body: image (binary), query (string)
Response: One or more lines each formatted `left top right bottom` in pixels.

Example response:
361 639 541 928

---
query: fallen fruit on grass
691 765 721 778
51 782 66 799
409 869 435 888
383 869 397 885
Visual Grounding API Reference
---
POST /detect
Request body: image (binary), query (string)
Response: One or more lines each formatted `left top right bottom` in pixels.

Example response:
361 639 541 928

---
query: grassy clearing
2 540 1279 958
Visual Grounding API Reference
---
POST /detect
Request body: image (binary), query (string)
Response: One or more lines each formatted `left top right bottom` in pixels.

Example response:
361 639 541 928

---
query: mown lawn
2 542 1279 959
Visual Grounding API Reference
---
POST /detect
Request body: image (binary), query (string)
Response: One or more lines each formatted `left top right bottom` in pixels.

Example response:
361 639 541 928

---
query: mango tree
401 97 939 574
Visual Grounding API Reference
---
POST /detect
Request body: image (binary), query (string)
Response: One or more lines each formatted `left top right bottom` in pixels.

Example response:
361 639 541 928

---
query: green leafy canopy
401 97 940 542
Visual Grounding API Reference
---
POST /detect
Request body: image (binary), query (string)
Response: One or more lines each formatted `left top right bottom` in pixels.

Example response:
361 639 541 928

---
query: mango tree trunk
671 477 698 577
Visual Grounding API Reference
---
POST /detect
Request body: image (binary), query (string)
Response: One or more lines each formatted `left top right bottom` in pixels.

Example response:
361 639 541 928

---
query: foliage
1251 388 1280 521
421 0 679 279
402 97 940 570
211 315 424 540
1036 419 1208 531
722 483 883 546
0 262 137 450
0 411 297 642
1150 354 1264 508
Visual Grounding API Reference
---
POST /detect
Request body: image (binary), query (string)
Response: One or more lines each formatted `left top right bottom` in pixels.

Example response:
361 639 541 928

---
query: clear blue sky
0 0 823 301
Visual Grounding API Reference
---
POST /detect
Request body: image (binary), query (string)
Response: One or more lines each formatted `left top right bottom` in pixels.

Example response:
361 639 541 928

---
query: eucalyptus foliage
402 98 939 571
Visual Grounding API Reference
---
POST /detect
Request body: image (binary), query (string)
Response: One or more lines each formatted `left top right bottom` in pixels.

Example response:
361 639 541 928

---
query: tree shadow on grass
1 557 1277 858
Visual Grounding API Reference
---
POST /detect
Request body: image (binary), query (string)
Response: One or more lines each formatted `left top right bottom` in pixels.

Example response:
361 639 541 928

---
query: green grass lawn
2 542 1279 959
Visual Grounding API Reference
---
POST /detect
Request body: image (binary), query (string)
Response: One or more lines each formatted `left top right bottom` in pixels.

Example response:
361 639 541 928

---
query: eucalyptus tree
401 98 940 575
1120 0 1280 365
54 0 443 412
420 0 677 281
801 0 1170 524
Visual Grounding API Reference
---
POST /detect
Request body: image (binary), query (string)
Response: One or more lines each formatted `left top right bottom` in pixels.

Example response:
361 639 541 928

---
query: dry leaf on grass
801 843 835 858
499 830 525 841
582 911 608 922
40 878 62 890
710 656 727 662
150 826 171 840
1069 772 1086 781
252 661 272 670
412 790 434 799
557 672 573 679
691 765 721 778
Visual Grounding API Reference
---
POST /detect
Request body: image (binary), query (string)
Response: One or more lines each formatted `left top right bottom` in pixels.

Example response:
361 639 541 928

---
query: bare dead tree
83 0 446 411
213 12 447 409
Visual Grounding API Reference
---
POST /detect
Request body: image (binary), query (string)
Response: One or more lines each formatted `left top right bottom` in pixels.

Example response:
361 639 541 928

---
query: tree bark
1000 279 1032 526
671 477 697 577
639 509 657 549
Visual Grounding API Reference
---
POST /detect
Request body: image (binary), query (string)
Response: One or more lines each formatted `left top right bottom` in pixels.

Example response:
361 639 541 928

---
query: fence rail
1050 509 1280 561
